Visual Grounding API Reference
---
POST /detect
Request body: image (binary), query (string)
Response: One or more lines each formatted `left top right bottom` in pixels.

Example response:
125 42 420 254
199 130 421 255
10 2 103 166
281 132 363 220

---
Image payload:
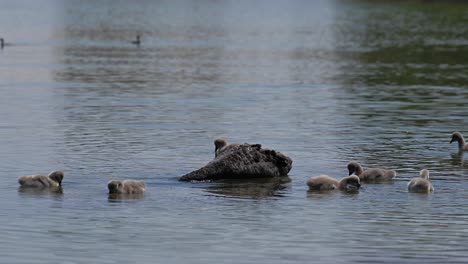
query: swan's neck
355 165 364 176
338 178 350 189
420 169 430 179
215 147 222 157
455 136 466 149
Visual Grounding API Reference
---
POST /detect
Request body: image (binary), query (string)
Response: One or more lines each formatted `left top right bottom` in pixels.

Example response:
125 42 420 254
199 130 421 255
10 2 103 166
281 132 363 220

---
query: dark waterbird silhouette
131 35 141 45
179 143 292 181
0 38 12 49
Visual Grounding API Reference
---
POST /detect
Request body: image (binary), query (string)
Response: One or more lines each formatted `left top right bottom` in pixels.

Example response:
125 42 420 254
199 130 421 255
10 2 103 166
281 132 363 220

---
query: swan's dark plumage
179 143 292 181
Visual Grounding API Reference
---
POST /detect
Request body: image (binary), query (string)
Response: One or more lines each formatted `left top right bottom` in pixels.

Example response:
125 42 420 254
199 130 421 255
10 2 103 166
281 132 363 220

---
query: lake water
1 0 468 263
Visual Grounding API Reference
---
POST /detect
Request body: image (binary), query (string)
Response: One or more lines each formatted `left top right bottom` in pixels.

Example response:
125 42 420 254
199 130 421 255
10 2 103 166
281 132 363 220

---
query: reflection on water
203 177 291 199
450 151 465 167
1 0 468 263
336 0 468 87
17 186 64 196
108 193 145 201
306 188 360 198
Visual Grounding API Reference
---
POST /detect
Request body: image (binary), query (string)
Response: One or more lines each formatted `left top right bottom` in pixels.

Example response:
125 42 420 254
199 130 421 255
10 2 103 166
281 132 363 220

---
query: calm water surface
1 0 468 263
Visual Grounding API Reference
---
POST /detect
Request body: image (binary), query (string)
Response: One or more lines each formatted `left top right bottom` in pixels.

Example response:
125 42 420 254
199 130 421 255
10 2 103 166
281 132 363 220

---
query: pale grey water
1 0 468 263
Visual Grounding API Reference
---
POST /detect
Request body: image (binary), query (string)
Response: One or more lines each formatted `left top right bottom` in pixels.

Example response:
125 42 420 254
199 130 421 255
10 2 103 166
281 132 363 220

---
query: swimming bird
214 138 240 158
108 180 145 194
407 169 434 193
18 171 64 188
131 35 141 45
179 142 292 181
0 38 4 49
306 175 361 191
347 161 396 182
450 132 468 151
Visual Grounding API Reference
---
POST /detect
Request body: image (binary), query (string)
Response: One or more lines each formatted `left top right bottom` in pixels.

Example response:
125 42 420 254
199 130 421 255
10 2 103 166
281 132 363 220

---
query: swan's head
450 132 464 144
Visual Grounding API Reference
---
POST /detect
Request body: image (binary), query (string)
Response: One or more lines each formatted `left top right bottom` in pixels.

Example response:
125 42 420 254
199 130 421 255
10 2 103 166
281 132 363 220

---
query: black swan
179 142 292 181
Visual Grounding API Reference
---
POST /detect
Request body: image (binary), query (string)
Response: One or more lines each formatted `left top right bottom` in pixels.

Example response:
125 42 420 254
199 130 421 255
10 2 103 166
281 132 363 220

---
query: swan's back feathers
108 180 146 194
180 143 292 181
18 171 63 188
306 175 338 191
408 169 434 193
408 178 434 193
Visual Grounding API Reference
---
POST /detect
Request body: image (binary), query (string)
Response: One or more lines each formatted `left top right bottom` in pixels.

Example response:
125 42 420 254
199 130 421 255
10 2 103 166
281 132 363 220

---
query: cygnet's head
108 180 123 193
450 132 464 144
48 171 64 186
419 169 430 180
342 175 361 190
347 161 362 176
214 138 227 152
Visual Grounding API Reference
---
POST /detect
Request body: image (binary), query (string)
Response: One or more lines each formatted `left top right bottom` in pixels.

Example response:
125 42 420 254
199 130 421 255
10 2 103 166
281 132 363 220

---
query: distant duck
18 171 64 188
347 161 396 182
131 35 141 45
306 175 361 191
214 138 240 158
407 169 434 193
0 38 12 49
450 132 468 151
108 180 145 194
